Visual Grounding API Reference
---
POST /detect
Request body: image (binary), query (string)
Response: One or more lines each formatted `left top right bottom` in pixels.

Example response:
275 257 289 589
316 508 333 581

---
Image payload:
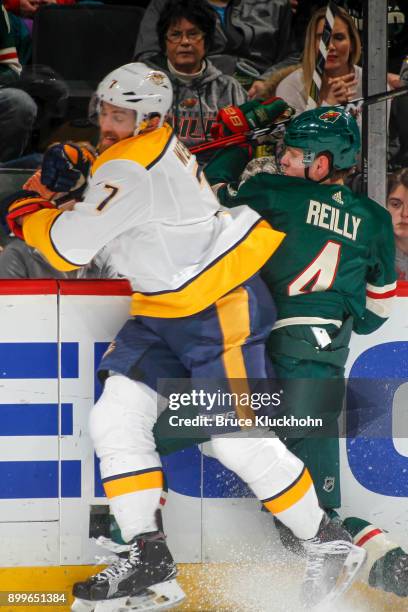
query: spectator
389 57 408 169
0 238 118 278
4 0 75 18
145 0 247 158
0 0 37 162
0 239 77 277
134 0 299 92
387 168 408 280
270 6 361 115
0 178 118 278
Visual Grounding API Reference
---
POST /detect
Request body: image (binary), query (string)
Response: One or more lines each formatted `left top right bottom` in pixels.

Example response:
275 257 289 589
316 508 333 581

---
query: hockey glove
210 97 293 140
24 169 58 201
0 190 55 239
41 142 96 197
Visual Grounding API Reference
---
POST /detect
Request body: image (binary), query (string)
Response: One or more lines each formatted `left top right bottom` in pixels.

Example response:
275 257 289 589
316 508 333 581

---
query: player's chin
99 137 118 152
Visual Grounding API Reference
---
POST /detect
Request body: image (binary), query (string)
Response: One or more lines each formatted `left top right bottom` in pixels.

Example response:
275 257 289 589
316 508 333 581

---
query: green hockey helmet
284 106 360 170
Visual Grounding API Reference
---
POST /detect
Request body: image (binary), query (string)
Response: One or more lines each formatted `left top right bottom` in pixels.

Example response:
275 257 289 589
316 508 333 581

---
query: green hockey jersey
205 149 397 334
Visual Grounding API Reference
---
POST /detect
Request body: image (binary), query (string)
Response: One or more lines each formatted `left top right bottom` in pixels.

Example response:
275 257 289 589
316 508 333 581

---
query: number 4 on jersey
288 240 341 296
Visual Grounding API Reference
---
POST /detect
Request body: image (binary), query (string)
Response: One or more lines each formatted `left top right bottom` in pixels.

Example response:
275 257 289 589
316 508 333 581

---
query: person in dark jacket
0 0 37 162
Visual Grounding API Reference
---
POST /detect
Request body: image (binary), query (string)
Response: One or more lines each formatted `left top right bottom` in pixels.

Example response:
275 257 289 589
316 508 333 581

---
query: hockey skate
301 514 367 609
369 546 408 597
71 531 185 612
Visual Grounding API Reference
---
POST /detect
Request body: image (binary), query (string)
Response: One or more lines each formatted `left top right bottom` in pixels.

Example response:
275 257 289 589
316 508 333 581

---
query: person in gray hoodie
144 0 247 162
135 0 299 91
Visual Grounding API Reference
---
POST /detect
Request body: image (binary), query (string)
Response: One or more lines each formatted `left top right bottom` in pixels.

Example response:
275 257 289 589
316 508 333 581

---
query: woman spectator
135 0 299 91
387 168 408 280
145 0 247 161
270 6 361 115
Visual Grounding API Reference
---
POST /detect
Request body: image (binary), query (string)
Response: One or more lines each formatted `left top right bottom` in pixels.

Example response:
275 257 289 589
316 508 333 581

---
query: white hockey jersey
22 125 285 318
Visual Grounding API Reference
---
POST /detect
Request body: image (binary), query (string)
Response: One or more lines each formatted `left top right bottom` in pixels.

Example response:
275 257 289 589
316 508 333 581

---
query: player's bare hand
326 72 357 104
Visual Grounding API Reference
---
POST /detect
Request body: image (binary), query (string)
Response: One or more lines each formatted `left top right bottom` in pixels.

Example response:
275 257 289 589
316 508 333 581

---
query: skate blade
71 597 99 611
308 544 367 610
127 578 186 611
71 597 129 612
71 580 186 612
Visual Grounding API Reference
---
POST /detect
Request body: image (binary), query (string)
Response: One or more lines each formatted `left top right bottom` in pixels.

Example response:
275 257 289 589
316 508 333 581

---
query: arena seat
32 4 145 101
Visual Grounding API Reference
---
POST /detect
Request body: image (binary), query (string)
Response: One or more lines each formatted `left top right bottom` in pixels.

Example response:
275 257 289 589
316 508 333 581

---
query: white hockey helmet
96 62 173 134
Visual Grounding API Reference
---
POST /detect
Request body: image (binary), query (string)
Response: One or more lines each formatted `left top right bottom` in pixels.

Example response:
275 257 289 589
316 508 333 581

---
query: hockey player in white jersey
1 63 366 611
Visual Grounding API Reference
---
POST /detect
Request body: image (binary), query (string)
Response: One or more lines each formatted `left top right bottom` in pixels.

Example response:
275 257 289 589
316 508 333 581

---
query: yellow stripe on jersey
130 220 286 318
8 197 47 214
216 287 255 425
103 469 163 499
22 208 80 272
92 123 173 174
262 467 313 514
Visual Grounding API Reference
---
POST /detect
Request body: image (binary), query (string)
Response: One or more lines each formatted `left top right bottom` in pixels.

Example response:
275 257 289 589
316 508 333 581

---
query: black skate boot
71 531 185 612
274 517 306 557
301 514 367 609
274 511 342 558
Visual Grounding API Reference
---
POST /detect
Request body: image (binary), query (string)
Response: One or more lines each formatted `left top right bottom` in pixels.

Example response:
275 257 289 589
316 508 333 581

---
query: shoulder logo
332 190 344 205
319 110 341 123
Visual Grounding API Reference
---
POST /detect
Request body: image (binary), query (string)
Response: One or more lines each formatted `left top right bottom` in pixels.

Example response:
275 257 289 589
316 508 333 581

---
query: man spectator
0 0 37 162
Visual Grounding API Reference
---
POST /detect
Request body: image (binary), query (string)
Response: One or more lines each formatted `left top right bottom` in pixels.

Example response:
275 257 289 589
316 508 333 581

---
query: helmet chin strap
304 151 334 183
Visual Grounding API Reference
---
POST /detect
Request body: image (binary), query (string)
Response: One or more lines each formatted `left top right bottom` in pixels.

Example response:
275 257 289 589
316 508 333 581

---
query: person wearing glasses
143 0 247 161
135 0 299 96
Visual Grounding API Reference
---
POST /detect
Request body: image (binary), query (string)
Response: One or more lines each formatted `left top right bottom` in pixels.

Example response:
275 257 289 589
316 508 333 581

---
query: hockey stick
345 84 408 111
190 85 408 156
308 0 338 107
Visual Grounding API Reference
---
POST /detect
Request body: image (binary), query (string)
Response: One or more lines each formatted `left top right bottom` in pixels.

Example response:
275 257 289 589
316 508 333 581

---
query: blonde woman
275 6 361 115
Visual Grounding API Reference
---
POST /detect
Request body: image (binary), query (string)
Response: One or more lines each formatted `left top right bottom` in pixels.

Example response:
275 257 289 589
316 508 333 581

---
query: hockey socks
343 516 408 596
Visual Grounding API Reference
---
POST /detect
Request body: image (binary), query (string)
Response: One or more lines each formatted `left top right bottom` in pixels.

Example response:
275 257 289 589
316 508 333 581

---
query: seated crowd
0 0 405 280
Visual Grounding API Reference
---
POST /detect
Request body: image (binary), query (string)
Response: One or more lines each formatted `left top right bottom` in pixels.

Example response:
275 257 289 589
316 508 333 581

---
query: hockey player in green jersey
200 105 408 598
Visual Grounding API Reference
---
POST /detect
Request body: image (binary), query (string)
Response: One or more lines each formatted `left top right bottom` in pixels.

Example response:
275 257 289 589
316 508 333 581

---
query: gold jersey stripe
216 287 254 424
263 468 313 514
92 123 173 174
22 208 80 272
8 197 47 213
103 469 164 499
130 220 286 318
